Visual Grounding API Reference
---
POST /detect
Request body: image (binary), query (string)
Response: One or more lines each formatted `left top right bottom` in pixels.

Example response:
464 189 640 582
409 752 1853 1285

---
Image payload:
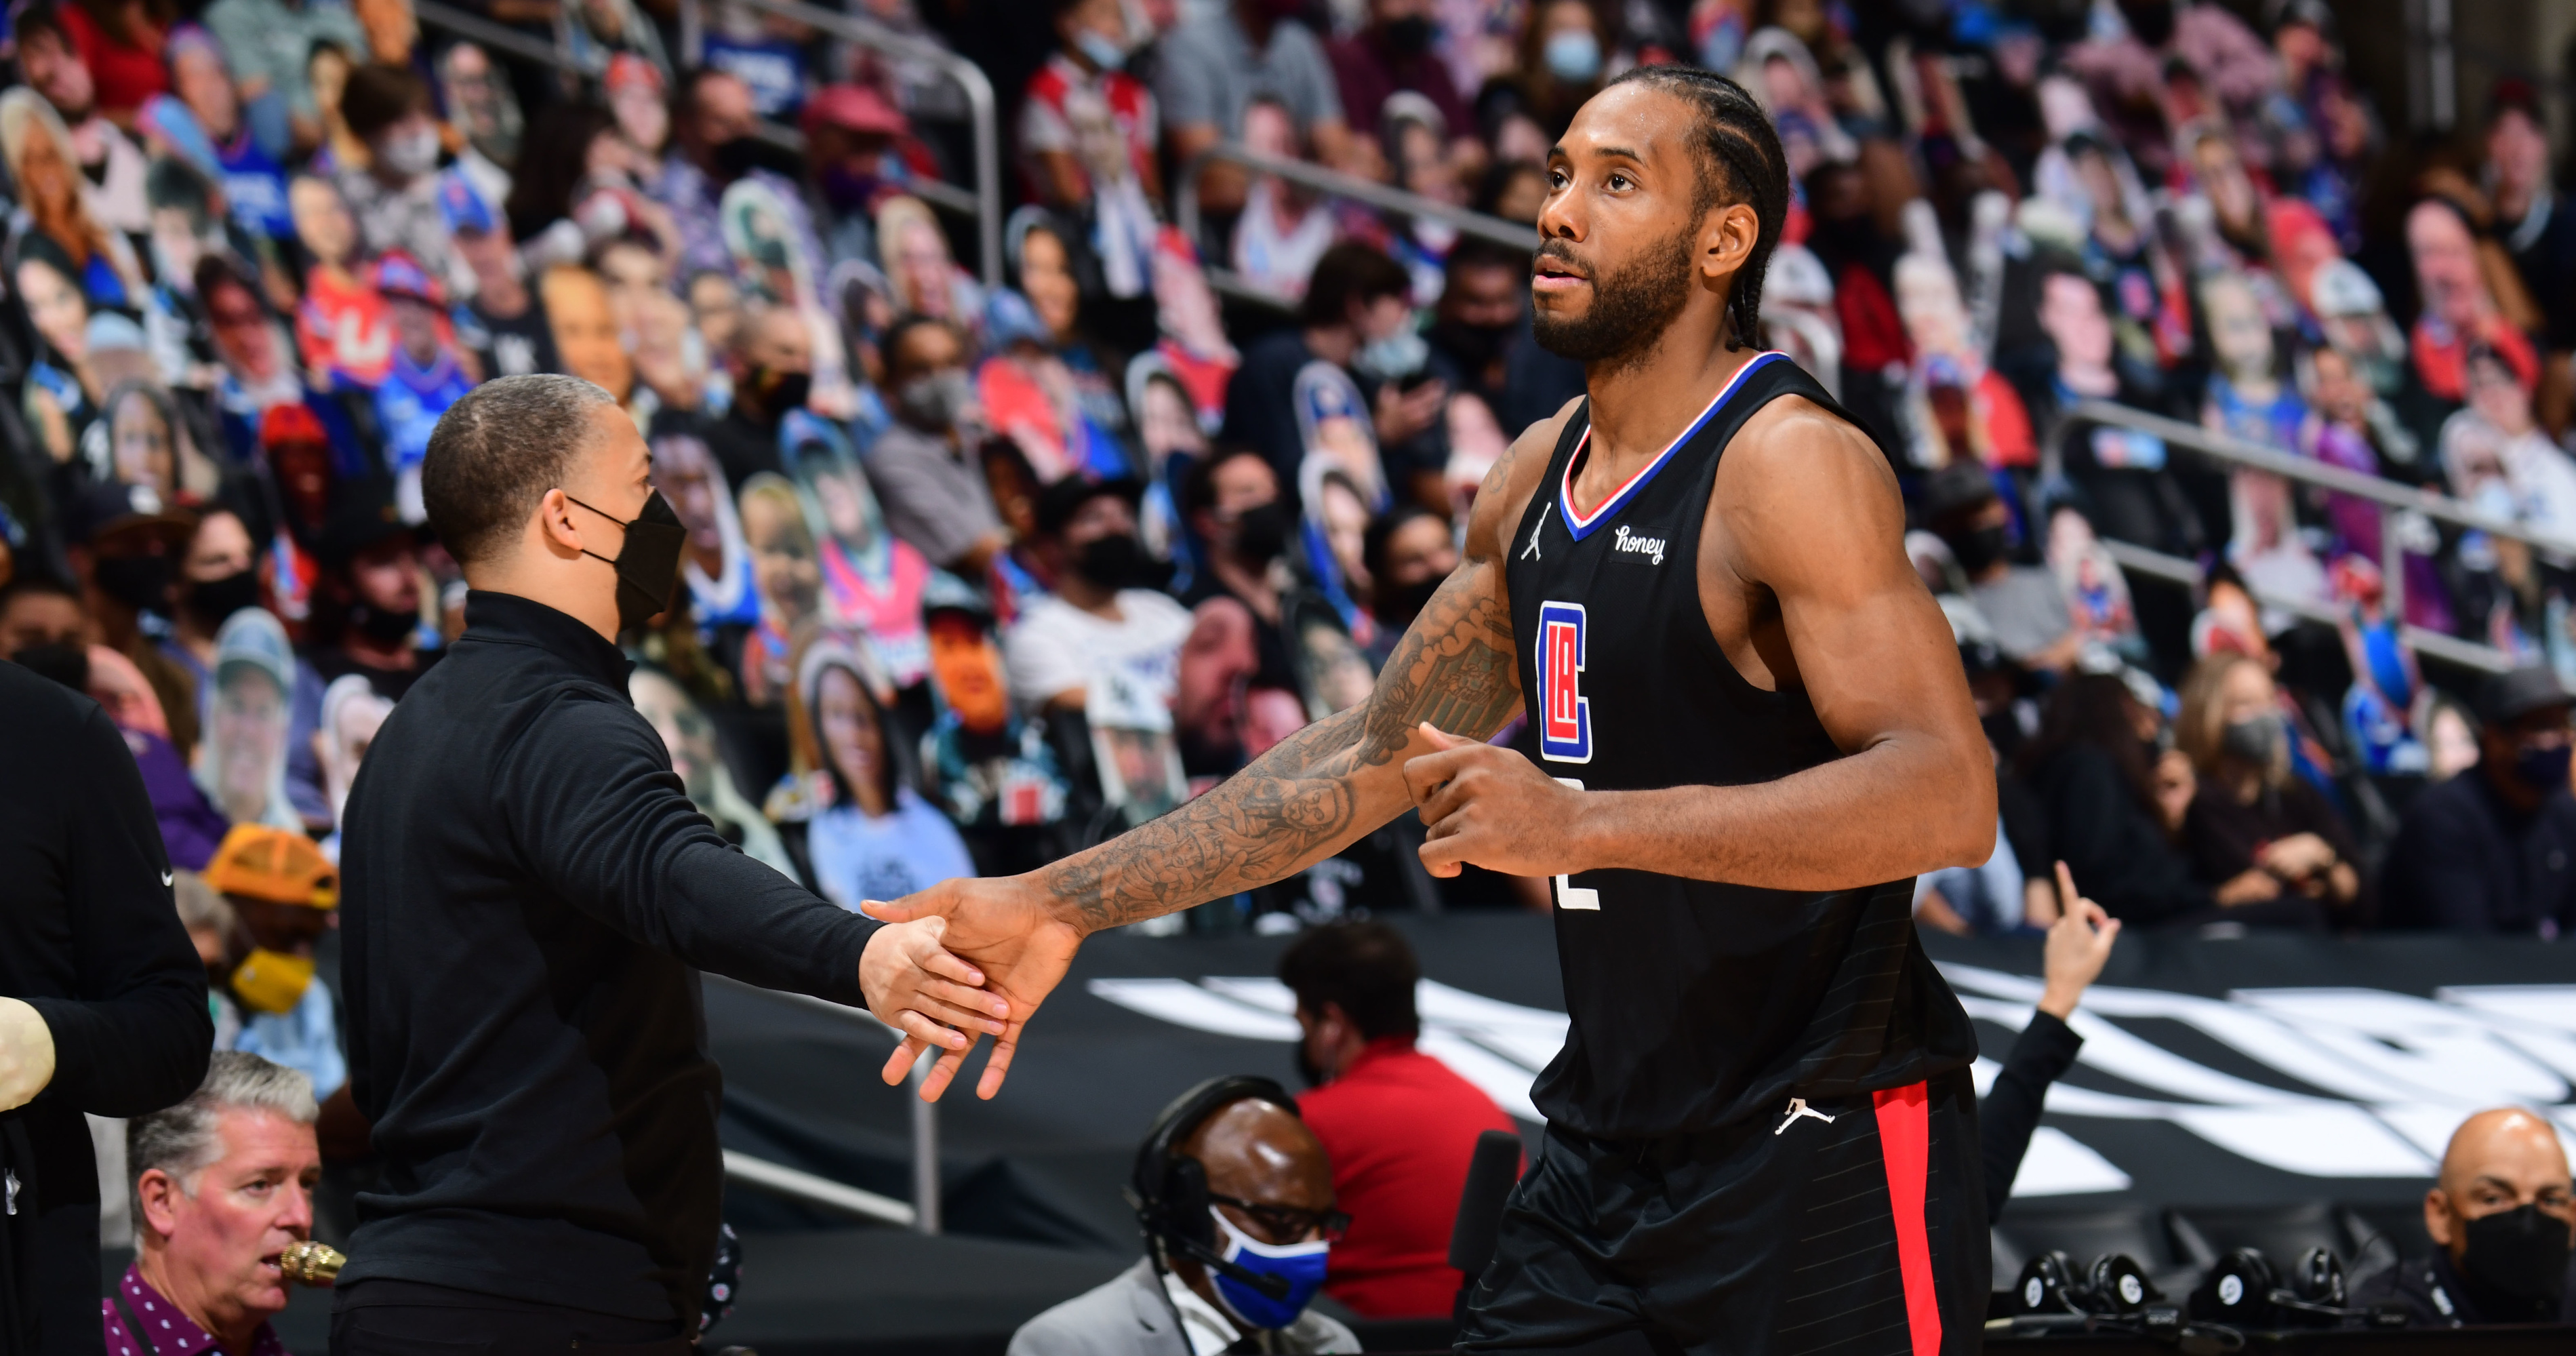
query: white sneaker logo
1774 1097 1836 1135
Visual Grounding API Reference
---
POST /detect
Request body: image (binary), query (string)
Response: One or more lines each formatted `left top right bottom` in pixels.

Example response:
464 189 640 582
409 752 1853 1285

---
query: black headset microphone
1127 1075 1302 1302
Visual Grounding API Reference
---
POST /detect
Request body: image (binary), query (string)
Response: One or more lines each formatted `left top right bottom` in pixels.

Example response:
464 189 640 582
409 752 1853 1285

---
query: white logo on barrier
2217 1275 2244 1307
1087 968 2576 1197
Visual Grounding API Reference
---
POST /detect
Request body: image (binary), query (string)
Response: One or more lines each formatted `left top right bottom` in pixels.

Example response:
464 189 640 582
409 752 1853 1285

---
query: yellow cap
202 824 338 909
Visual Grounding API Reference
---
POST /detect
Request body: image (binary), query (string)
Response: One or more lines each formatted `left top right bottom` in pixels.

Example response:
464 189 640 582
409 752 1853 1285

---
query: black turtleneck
338 591 881 1328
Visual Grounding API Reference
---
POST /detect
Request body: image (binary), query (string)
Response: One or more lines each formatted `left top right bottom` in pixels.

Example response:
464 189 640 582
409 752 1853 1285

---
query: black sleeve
23 704 213 1117
1995 772 2052 882
2378 791 2498 931
2047 752 2211 928
1982 1010 2083 1222
498 691 883 1006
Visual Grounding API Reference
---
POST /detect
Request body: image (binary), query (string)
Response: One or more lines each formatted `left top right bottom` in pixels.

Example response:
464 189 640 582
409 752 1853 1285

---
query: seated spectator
2353 1106 2575 1325
2015 673 2226 929
2398 197 2539 456
792 638 975 907
0 574 87 662
868 317 1011 582
1154 0 1360 215
1004 476 1192 822
1019 0 1162 293
366 251 475 519
1982 863 2120 1219
314 673 391 857
1328 0 1472 155
2174 653 2358 925
334 62 464 300
1920 463 2081 675
2381 666 2576 934
106 1053 322 1356
1177 446 1300 693
1279 920 1515 1319
307 479 431 700
1 85 152 314
1223 242 1444 508
201 0 365 154
1009 1083 1356 1355
290 173 395 386
629 665 797 880
64 481 204 758
703 302 813 487
444 176 559 382
1424 236 1584 441
1480 0 1609 141
1359 502 1454 642
15 4 152 228
200 824 346 1099
919 584 1074 874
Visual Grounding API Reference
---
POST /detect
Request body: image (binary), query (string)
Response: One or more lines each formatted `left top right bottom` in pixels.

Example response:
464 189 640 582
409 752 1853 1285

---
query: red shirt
57 3 170 121
1295 1037 1519 1319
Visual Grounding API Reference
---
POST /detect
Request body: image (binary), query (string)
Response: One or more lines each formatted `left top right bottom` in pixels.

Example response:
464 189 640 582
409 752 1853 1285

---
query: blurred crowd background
5 0 2576 1043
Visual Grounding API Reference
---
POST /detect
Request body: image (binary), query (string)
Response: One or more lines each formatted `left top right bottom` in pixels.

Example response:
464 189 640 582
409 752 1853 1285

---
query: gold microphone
278 1240 345 1285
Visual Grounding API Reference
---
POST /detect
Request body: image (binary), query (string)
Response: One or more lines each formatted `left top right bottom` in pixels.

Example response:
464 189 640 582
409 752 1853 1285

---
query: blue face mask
1355 326 1429 381
1208 1208 1330 1330
1073 28 1126 70
1543 29 1601 83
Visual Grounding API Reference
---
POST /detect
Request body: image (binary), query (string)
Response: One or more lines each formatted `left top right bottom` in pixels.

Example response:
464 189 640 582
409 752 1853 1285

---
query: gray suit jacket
1007 1258 1361 1356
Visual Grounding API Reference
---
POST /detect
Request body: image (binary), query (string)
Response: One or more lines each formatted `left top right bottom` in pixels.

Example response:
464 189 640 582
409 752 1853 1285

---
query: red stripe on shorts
1873 1081 1940 1356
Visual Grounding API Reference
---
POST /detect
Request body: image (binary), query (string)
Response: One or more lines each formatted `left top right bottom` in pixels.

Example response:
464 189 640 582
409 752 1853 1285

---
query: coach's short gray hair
128 1052 317 1237
420 374 621 566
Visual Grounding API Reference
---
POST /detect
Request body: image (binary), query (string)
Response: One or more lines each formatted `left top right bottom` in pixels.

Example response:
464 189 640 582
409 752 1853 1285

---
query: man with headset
1010 1078 1360 1355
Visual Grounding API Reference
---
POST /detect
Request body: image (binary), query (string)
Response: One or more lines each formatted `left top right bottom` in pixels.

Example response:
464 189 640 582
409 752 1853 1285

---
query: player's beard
1530 223 1697 374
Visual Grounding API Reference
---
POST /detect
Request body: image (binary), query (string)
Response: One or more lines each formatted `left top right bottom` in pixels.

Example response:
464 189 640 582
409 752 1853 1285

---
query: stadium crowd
1 0 2573 1021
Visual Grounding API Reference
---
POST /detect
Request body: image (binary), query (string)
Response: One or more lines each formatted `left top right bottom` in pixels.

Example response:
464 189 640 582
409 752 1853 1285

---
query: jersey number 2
1538 601 1591 763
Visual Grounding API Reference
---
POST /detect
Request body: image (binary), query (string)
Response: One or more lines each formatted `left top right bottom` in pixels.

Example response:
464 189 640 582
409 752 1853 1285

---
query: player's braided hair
1605 64 1790 351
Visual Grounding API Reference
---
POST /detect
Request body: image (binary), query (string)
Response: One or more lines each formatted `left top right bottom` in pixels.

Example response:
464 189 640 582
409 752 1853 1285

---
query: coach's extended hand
863 884 1083 1100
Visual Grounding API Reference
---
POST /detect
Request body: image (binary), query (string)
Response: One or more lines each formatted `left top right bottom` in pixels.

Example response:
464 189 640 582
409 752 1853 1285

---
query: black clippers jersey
1504 351 1977 1140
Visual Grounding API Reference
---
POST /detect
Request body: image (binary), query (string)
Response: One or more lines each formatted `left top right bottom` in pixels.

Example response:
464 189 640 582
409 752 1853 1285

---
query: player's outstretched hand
2036 861 2120 1020
1405 723 1586 879
863 876 1083 1102
857 915 1009 1073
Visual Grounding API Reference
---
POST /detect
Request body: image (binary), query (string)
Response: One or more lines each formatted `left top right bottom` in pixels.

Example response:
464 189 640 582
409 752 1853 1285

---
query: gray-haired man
104 1052 321 1356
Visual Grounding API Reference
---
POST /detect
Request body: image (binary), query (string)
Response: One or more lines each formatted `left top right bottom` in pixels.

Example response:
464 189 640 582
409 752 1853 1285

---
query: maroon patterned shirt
100 1263 289 1356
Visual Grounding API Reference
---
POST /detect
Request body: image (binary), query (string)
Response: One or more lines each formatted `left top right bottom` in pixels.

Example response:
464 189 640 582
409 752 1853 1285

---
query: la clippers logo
1538 601 1591 763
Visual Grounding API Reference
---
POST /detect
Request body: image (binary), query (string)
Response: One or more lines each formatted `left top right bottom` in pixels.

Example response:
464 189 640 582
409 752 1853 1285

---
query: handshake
848 876 1086 1103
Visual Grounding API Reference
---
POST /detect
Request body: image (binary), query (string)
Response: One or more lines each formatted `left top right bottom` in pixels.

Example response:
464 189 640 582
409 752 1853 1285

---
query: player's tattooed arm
1035 428 1546 932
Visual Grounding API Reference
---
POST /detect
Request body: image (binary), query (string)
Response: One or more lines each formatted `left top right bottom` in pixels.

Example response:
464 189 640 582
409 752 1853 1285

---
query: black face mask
2512 742 2574 793
10 640 89 691
566 490 689 631
1376 576 1443 629
744 367 813 420
94 553 172 613
1947 523 2010 575
1382 14 1432 54
2219 713 2283 765
185 568 264 630
1232 501 1295 567
1073 532 1151 590
2458 1204 2572 1304
1429 319 1512 378
346 599 419 647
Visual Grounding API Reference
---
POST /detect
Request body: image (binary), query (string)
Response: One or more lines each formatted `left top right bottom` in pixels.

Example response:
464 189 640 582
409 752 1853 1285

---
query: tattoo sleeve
1039 563 1524 932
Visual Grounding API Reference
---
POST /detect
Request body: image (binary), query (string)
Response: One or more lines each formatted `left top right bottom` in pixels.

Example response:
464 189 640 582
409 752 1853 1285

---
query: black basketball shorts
1457 1069 1988 1356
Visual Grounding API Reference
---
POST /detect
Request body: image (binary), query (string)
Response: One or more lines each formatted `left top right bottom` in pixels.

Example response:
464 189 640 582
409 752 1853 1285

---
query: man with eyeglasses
2382 666 2576 934
1011 1092 1359 1355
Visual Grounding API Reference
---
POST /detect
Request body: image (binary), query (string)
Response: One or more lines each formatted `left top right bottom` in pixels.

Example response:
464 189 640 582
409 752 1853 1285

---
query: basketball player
873 67 1995 1355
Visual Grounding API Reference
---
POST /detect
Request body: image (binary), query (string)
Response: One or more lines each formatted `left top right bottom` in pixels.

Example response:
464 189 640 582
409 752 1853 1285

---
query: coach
334 377 1001 1353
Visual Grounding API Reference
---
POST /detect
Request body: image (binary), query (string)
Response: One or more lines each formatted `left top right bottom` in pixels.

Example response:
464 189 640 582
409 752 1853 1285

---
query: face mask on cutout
1207 1208 1330 1330
2458 1203 2573 1303
348 599 419 647
1072 27 1126 69
231 947 315 1014
1382 14 1432 53
898 369 978 433
379 126 442 178
1231 501 1295 566
564 490 687 631
1543 29 1601 83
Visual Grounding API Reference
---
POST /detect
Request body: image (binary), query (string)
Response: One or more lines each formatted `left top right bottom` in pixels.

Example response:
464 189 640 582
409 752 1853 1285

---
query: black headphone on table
1127 1075 1301 1302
